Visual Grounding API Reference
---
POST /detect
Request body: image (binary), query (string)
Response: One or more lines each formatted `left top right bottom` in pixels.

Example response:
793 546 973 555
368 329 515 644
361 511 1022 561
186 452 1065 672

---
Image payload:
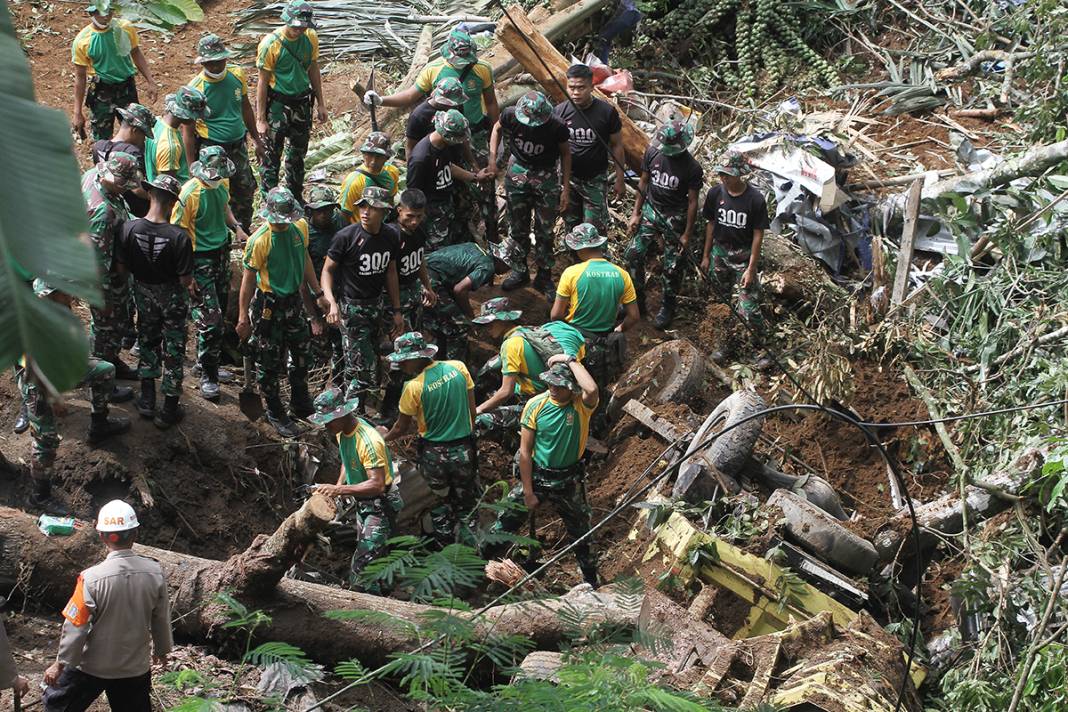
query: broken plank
891 178 923 305
622 399 691 444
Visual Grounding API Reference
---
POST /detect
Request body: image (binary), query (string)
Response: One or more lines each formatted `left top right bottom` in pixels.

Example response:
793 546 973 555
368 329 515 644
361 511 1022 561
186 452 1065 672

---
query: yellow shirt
338 164 402 221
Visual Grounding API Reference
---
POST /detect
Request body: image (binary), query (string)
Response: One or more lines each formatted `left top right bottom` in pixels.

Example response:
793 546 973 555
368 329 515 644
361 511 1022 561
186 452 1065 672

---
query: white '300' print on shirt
651 169 679 190
359 252 391 273
717 207 748 230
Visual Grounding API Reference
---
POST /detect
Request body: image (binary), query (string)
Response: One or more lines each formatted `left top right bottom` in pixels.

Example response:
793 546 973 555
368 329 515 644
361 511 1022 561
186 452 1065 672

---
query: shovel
239 354 264 421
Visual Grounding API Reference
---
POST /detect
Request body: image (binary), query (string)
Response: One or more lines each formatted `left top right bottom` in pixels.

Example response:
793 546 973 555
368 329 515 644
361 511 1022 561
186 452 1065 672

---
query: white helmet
96 500 139 532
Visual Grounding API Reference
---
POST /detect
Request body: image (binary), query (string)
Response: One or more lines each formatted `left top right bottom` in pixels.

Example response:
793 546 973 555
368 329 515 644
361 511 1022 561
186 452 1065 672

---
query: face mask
92 17 111 29
203 67 227 80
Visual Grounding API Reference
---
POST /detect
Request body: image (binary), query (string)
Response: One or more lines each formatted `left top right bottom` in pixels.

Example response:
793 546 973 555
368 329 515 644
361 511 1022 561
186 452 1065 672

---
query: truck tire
767 489 879 575
607 339 705 423
673 390 767 501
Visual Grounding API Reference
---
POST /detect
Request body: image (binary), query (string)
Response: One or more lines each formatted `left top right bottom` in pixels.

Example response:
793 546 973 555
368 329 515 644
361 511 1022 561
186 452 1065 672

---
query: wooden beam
496 4 650 173
891 178 923 305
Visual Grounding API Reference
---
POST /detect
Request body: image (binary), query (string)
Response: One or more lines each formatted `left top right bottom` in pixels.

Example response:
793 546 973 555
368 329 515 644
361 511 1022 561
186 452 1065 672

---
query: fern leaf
243 641 312 675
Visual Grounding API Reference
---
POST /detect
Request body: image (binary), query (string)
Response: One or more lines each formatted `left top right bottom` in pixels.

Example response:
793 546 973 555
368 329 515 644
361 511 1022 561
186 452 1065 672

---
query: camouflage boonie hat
515 91 553 127
32 278 56 298
386 331 439 363
655 119 694 157
715 150 751 177
281 0 315 28
116 103 154 135
472 297 522 325
166 86 210 121
539 363 579 391
305 185 339 210
86 0 113 14
260 187 304 223
191 144 236 182
360 131 393 157
441 29 477 67
142 173 183 198
433 109 470 145
100 151 143 191
195 33 233 63
431 77 468 108
308 387 360 426
356 186 392 210
564 223 607 251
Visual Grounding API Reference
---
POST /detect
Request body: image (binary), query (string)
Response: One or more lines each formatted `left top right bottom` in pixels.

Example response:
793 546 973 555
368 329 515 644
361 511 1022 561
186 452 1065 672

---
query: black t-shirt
702 184 771 251
640 146 704 213
406 100 438 144
117 218 193 284
391 222 427 286
327 222 399 302
92 139 149 217
553 98 622 179
499 106 569 170
407 136 459 201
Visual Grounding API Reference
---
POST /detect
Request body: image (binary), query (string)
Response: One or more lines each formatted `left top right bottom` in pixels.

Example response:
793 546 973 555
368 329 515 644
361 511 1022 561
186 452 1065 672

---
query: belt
194 242 231 258
268 88 313 107
420 434 475 448
534 462 583 478
202 136 247 151
93 76 135 88
259 290 301 304
343 296 381 306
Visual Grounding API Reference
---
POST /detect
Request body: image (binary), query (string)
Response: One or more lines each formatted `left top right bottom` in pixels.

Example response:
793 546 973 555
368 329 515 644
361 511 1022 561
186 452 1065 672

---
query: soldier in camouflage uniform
381 333 478 547
309 388 403 591
255 0 328 202
490 91 571 297
305 185 347 386
82 152 142 383
237 187 327 437
485 359 600 587
625 119 704 329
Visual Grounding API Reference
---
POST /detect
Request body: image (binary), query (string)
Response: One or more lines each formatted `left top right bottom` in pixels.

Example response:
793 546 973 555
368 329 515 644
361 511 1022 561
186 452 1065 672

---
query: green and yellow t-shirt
415 58 494 129
500 321 586 397
243 219 309 296
71 21 138 84
555 258 637 333
399 360 474 442
338 164 402 221
145 118 189 182
256 29 319 97
521 391 595 469
337 418 395 485
188 66 248 143
172 177 231 252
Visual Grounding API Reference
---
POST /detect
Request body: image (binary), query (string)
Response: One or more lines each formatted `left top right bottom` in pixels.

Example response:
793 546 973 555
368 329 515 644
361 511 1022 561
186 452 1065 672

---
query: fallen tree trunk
497 4 650 173
922 139 1068 198
0 503 643 667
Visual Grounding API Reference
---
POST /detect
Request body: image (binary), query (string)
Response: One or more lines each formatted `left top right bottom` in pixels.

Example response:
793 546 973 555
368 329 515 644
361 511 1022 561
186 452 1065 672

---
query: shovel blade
239 389 264 421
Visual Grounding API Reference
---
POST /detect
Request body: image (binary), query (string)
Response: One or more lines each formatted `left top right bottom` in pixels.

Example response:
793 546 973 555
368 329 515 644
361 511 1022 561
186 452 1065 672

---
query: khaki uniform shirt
57 549 173 679
0 620 18 688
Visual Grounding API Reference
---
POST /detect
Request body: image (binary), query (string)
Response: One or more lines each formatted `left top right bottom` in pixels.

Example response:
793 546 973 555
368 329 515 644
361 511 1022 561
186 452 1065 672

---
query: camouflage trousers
579 331 626 437
18 358 115 468
565 173 609 235
490 462 594 571
89 269 131 363
348 483 404 591
249 290 310 402
394 281 424 333
86 77 138 142
311 325 345 388
133 281 189 397
710 244 761 325
203 138 256 231
475 401 525 454
191 248 231 373
423 285 468 362
259 93 313 202
426 197 463 252
340 299 384 401
453 128 495 243
625 202 688 305
503 161 560 275
418 438 478 548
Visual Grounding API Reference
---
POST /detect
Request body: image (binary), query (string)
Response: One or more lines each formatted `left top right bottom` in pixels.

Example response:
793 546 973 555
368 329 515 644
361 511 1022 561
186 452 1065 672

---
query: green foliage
356 538 487 602
1027 441 1068 512
118 0 204 32
243 641 313 675
167 699 221 712
158 668 211 692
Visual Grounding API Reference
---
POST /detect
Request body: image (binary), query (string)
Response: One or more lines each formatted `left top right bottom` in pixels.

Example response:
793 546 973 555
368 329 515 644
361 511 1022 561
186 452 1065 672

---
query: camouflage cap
430 77 468 108
564 222 607 251
360 131 393 157
308 387 360 426
116 103 154 135
260 187 305 223
433 109 470 145
99 151 143 191
305 185 339 210
386 331 439 363
715 150 751 177
441 29 478 67
539 362 579 391
191 145 236 182
281 0 315 28
195 33 233 63
471 296 522 325
515 91 553 127
655 119 694 157
142 173 183 198
166 86 211 121
355 186 392 210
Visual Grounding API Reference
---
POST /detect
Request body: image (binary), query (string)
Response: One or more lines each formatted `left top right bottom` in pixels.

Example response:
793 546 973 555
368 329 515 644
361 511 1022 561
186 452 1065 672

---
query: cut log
0 505 643 667
497 4 650 173
923 139 1068 198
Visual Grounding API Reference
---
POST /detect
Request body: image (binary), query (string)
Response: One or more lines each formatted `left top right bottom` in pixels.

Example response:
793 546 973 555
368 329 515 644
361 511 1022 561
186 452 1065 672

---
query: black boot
13 401 29 434
199 364 221 401
266 397 302 438
88 410 131 445
154 395 184 430
109 385 134 403
288 378 315 419
653 295 676 330
136 378 156 418
501 270 530 291
29 476 68 516
112 360 139 381
577 550 599 589
380 380 402 422
532 270 554 299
